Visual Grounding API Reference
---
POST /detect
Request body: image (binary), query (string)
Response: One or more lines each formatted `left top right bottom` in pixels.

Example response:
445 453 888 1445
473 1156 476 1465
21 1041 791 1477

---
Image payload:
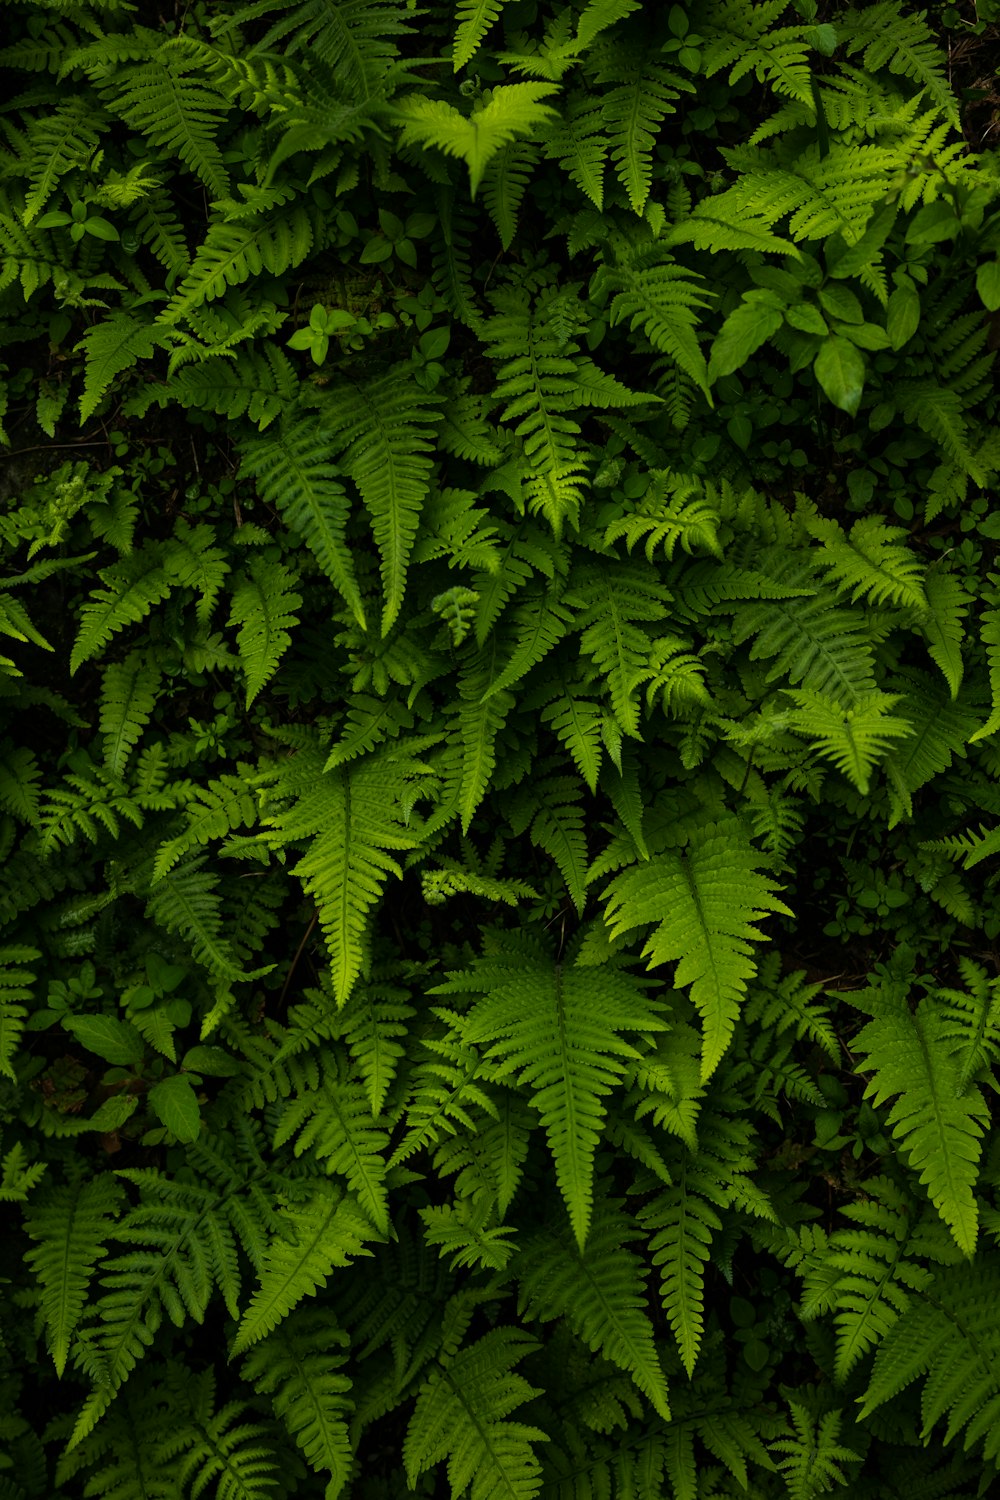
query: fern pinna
4 2 1000 1499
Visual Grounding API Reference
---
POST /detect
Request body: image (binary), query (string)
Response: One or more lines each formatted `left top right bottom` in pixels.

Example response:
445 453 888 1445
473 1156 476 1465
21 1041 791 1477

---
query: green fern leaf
839 1 957 121
394 84 559 197
172 1370 280 1500
275 1062 391 1233
540 695 605 792
730 553 877 705
783 688 914 795
525 777 589 913
0 741 42 825
800 1177 936 1383
594 47 690 214
971 607 1000 742
542 100 607 208
76 312 169 425
21 98 106 224
130 184 190 277
603 818 791 1079
516 1194 669 1417
262 738 430 1003
640 1160 720 1379
167 345 296 429
441 943 666 1244
228 558 302 707
70 547 176 675
919 568 971 698
99 652 160 777
702 0 814 104
883 669 977 827
165 518 231 625
321 371 440 634
859 1265 1000 1463
152 773 259 883
482 140 539 249
146 855 267 985
0 945 40 1081
453 0 510 71
404 1327 547 1500
24 1174 124 1377
568 563 670 735
457 678 515 834
100 44 231 197
241 1309 353 1497
232 1183 376 1355
159 206 314 324
239 418 365 628
769 1403 860 1499
69 1149 269 1446
806 511 927 610
850 980 989 1253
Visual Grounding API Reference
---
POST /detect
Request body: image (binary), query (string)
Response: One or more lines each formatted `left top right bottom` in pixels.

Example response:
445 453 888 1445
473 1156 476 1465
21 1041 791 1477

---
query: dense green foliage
4 0 1000 1495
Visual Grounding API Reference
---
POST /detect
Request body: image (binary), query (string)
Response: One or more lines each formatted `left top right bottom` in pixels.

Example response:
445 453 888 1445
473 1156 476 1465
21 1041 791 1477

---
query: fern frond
638 1109 769 1376
239 417 364 628
542 99 607 208
592 46 690 214
516 1194 669 1417
97 44 231 197
152 773 258 883
806 511 926 610
404 1327 547 1500
919 568 971 699
24 1174 124 1377
839 1 957 121
38 765 144 854
172 1369 280 1500
603 818 791 1080
70 546 176 675
70 1154 270 1445
21 98 106 224
166 344 296 429
240 1308 353 1496
518 774 589 913
769 1402 860 1499
730 553 876 706
540 694 605 792
859 1265 1000 1464
420 1194 519 1272
850 980 989 1253
275 1059 391 1233
321 371 440 634
394 84 559 197
262 737 431 1003
0 945 39 1079
211 0 415 101
228 558 302 707
453 0 510 72
702 0 813 104
165 518 231 625
883 669 977 827
0 741 42 825
783 688 914 795
799 1177 937 1382
232 1182 376 1355
159 206 314 324
99 652 160 777
567 563 669 735
440 942 666 1244
146 855 266 984
127 183 190 278
482 141 539 249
